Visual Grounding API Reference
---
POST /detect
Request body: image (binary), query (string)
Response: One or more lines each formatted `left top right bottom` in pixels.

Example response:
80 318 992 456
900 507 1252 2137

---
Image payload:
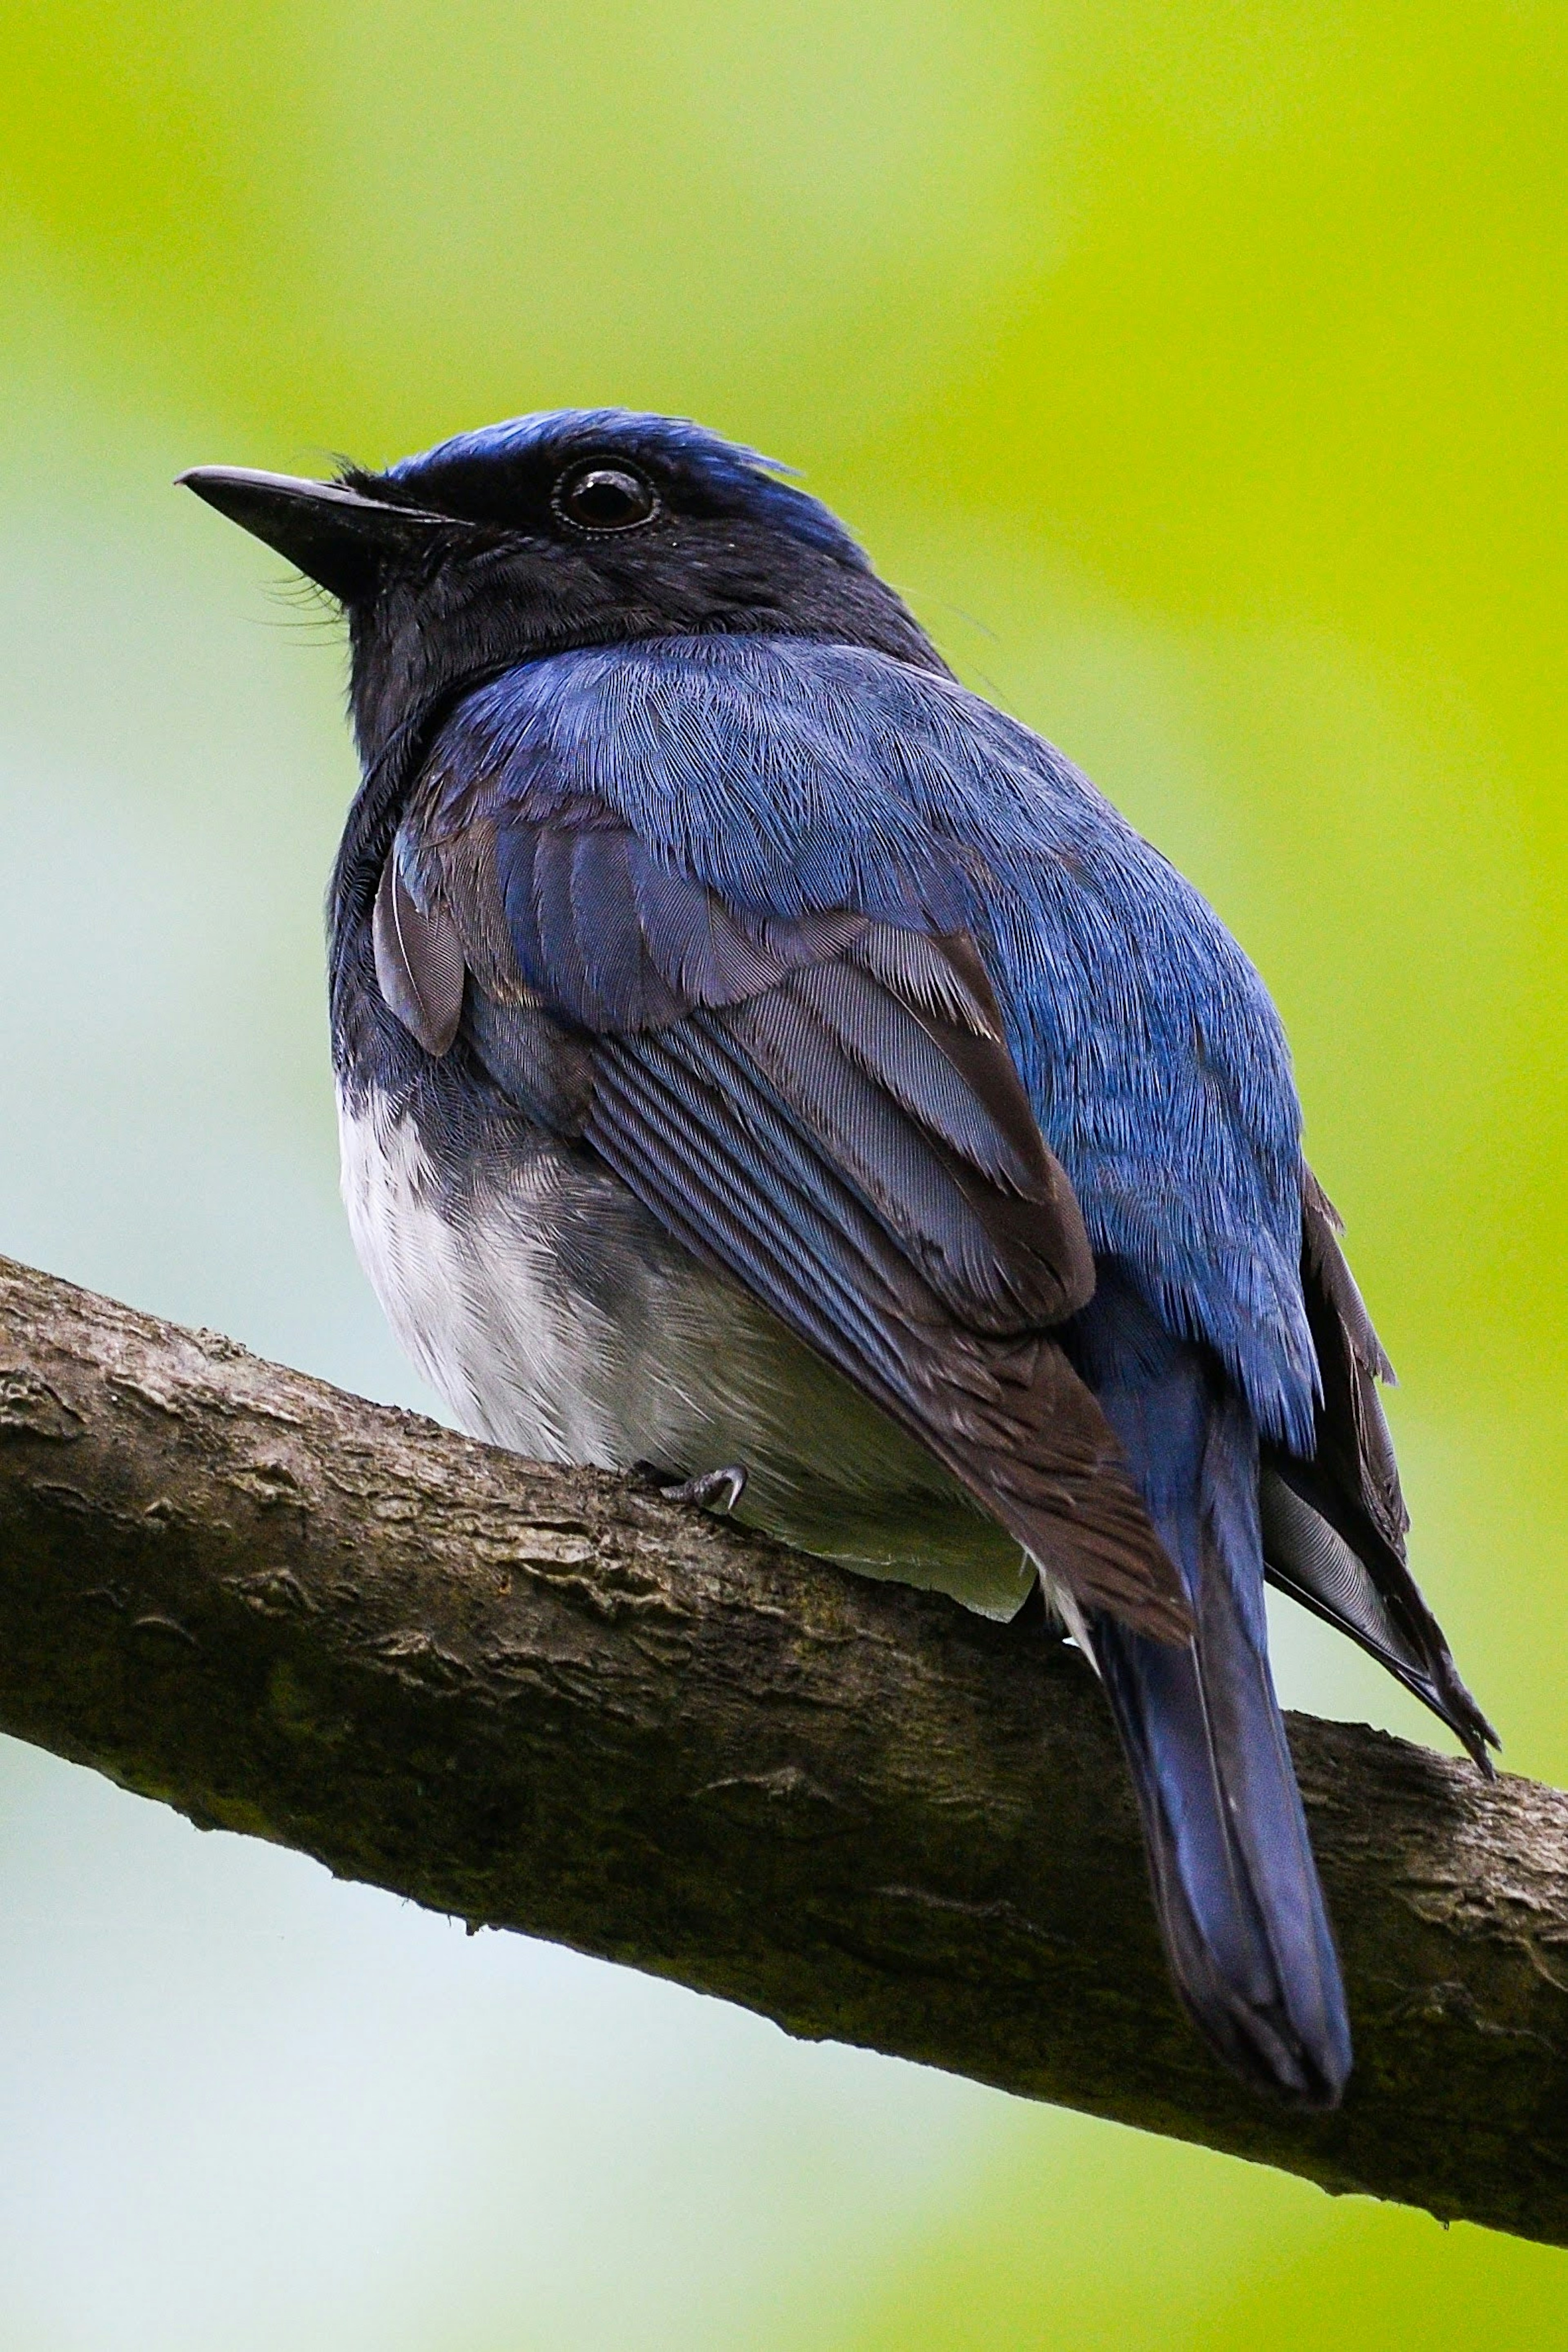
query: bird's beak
176 465 450 602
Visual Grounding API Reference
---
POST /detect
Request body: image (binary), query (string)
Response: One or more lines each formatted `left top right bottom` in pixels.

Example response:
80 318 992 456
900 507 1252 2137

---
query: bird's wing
381 779 1190 1641
1260 1170 1498 1766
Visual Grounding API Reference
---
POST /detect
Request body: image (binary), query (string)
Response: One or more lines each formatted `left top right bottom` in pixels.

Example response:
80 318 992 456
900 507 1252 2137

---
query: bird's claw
660 1463 748 1515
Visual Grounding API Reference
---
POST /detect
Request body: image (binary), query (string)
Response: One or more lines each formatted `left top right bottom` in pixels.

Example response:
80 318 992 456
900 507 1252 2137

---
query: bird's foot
659 1463 749 1515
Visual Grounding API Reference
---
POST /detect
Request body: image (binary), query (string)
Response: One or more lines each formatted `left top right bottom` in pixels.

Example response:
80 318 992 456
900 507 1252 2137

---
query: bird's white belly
337 1090 1033 1619
340 1093 645 1465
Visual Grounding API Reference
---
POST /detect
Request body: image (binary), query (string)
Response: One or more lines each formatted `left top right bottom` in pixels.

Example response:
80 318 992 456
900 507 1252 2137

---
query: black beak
177 465 451 602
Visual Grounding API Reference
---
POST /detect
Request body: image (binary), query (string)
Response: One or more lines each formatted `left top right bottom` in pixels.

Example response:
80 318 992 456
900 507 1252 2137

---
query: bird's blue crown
382 408 871 570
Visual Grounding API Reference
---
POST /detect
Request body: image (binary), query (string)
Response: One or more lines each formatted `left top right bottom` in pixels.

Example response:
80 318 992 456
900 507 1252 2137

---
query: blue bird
181 410 1496 2107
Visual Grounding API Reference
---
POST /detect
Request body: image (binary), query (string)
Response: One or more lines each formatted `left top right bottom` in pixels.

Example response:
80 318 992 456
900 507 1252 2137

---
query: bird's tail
1072 1280 1352 2107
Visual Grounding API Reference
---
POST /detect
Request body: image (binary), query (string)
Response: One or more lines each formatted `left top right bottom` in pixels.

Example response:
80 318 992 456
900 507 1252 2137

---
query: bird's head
180 409 944 773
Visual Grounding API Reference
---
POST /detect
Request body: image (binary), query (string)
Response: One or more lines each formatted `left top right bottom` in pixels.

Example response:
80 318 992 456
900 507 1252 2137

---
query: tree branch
1 1253 1565 2242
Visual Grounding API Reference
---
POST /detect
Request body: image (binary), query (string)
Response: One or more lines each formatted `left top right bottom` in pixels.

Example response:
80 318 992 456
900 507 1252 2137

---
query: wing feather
386 781 1190 1641
590 1016 1187 1633
371 850 466 1057
1262 1173 1497 1765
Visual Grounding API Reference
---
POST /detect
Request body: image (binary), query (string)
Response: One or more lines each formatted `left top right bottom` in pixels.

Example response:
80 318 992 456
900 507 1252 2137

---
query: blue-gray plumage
180 409 1496 2111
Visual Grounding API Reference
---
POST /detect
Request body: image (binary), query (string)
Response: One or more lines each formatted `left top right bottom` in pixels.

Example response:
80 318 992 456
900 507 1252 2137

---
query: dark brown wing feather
386 794 1191 1644
586 998 1192 1641
373 852 467 1056
1263 1170 1497 1766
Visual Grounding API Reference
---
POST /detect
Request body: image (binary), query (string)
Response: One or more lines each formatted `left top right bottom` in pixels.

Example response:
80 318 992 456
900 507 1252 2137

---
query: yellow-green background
1 4 1565 2345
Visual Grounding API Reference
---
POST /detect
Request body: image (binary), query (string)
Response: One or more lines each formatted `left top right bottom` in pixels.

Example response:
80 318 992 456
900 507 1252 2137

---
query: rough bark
0 1252 1564 2243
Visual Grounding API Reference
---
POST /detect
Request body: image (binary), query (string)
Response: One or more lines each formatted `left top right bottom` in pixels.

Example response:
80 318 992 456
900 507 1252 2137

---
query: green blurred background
1 2 1565 2344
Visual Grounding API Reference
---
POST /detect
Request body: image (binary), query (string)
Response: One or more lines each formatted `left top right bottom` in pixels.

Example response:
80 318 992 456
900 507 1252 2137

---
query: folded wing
382 781 1191 1640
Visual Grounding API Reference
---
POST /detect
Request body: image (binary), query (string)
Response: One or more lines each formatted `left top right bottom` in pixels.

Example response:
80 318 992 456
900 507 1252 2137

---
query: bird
180 408 1496 2108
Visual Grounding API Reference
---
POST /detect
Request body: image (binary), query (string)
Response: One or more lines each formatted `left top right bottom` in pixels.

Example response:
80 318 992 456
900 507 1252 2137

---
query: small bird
182 410 1495 2107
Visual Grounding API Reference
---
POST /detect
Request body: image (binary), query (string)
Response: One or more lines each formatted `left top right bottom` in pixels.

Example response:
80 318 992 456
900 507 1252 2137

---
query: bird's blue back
428 634 1317 1452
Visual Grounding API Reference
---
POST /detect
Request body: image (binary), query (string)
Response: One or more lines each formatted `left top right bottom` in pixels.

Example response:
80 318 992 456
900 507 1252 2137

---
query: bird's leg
659 1463 749 1515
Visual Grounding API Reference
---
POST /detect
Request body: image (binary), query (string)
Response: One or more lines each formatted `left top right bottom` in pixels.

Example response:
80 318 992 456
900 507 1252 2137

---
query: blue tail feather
1073 1270 1352 2107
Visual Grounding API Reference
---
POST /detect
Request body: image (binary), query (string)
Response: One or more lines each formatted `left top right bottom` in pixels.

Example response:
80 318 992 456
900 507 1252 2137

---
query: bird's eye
553 460 659 534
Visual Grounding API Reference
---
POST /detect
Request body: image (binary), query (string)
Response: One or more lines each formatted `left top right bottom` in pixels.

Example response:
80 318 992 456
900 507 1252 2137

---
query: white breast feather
339 1094 618 1463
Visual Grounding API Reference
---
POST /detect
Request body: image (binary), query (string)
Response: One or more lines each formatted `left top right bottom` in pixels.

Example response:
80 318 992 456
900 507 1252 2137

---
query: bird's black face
181 410 946 777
